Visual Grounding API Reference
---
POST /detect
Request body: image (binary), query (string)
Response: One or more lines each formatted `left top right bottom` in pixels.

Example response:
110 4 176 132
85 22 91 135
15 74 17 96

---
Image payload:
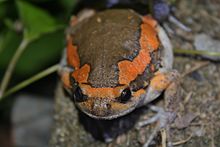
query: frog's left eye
73 87 88 102
118 88 132 103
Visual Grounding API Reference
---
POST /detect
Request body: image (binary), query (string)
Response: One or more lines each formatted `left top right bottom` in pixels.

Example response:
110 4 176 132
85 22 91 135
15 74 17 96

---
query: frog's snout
90 98 112 116
77 96 137 119
77 97 120 119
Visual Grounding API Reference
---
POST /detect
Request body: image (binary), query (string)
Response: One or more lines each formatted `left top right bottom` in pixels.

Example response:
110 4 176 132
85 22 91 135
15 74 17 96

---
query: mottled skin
60 9 179 122
72 10 142 87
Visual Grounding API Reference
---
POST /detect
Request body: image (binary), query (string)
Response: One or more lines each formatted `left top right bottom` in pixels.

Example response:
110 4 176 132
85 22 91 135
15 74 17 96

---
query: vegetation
0 0 76 99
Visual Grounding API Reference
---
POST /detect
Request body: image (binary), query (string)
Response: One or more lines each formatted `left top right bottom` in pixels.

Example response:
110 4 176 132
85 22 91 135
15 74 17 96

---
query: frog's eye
118 88 132 103
73 86 88 102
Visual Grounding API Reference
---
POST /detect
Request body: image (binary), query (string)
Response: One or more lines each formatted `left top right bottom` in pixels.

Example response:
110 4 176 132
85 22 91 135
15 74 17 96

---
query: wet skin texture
61 9 163 119
72 10 142 87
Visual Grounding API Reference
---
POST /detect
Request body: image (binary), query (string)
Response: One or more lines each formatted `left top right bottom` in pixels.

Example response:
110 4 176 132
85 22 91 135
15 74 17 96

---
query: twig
161 129 167 147
1 64 59 99
200 10 220 25
211 122 215 147
172 134 193 146
184 91 193 104
181 61 210 77
174 49 220 57
0 38 29 97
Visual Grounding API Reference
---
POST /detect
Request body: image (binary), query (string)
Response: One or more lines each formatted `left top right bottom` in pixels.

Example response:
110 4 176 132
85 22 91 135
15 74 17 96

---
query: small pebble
174 113 197 129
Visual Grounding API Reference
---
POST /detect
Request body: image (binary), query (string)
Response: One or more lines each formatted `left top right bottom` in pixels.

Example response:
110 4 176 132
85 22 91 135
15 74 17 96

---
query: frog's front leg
137 69 181 147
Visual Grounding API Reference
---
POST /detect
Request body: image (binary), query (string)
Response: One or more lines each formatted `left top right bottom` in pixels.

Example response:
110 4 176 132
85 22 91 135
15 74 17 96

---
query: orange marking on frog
142 15 158 28
108 102 130 111
140 23 159 51
61 71 71 88
133 89 146 97
67 36 80 69
72 64 90 83
118 19 159 85
118 49 151 85
150 72 170 91
80 84 125 98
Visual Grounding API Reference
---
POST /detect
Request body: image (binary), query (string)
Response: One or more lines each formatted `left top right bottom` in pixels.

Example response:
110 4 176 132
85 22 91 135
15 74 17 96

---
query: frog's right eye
73 86 88 102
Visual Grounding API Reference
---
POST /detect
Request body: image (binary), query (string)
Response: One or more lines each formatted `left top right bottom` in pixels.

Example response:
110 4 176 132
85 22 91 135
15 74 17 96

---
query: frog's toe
136 105 176 147
168 15 191 32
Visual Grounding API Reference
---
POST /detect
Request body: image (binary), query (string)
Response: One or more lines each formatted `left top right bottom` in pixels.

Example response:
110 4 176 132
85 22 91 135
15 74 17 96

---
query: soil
50 0 220 146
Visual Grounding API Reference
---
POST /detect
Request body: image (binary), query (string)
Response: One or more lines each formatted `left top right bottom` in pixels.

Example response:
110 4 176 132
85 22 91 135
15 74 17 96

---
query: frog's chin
78 106 136 120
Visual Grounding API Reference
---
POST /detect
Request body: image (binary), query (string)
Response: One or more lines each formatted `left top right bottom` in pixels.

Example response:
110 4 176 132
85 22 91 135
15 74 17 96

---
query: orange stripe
150 72 170 91
133 89 146 97
80 84 146 99
80 84 126 98
118 19 159 85
72 64 90 83
67 36 80 69
140 23 159 51
61 71 71 88
142 15 158 28
118 49 151 84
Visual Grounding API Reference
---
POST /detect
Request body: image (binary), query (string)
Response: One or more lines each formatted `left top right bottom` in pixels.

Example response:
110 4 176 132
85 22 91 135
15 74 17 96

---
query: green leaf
0 30 22 66
60 0 77 18
15 30 64 76
0 29 64 78
0 2 7 20
4 19 15 31
16 0 64 40
0 0 7 3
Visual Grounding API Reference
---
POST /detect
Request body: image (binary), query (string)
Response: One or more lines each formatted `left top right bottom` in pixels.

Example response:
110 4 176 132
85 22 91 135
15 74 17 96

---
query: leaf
0 2 7 20
0 30 22 66
15 30 65 76
4 19 15 31
0 0 7 4
16 0 64 41
0 29 64 78
60 0 77 18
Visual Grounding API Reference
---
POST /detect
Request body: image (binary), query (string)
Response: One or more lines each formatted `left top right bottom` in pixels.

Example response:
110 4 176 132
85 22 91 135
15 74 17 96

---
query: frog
59 8 181 147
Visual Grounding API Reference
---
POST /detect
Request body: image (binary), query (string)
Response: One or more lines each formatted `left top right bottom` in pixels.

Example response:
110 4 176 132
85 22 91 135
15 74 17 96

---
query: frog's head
67 72 146 120
61 37 147 120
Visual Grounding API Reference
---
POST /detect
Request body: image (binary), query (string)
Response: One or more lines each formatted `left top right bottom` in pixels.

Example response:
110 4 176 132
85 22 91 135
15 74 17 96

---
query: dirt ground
170 0 220 146
50 0 220 146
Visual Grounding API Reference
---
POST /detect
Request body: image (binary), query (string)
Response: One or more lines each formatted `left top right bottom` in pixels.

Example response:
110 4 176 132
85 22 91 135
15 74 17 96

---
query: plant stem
174 49 220 57
0 38 29 97
1 64 59 99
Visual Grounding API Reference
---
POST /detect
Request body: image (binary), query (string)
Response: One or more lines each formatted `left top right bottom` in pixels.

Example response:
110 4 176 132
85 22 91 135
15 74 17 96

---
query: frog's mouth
80 106 136 120
75 97 140 120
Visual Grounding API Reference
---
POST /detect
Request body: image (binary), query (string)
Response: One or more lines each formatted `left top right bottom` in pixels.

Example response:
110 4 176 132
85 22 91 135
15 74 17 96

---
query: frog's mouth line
78 105 137 120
